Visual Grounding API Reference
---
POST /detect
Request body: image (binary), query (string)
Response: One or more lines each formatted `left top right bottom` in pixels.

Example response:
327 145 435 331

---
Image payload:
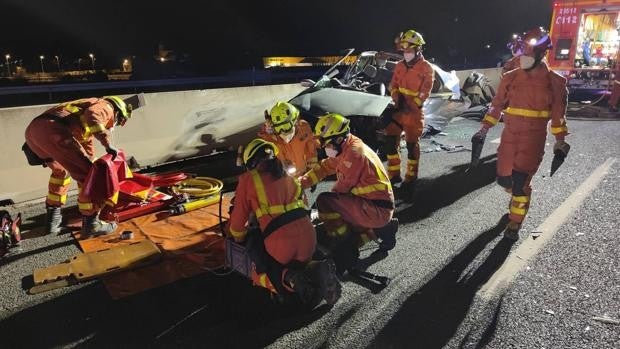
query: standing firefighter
258 101 319 177
384 29 435 191
300 113 398 270
472 27 570 240
23 96 132 237
228 139 341 305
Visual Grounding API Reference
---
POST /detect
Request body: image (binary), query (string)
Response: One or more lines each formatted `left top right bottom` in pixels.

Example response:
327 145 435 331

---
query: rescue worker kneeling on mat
299 113 398 266
384 29 434 192
227 138 341 305
472 27 570 240
258 101 319 177
23 96 132 237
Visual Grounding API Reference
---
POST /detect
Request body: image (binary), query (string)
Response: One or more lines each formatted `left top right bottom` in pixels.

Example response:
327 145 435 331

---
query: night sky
1 0 553 73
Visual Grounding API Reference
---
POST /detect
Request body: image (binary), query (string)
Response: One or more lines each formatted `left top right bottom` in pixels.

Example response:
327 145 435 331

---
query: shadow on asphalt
0 272 331 348
369 215 515 349
0 239 76 267
395 154 497 224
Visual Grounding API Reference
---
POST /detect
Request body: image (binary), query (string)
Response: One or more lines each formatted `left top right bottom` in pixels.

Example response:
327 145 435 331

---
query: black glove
553 140 570 156
310 184 317 193
471 127 489 143
105 145 119 160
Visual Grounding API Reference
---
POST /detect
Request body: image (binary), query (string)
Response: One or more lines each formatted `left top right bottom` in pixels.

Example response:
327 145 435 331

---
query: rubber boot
375 218 398 251
283 268 315 304
311 258 341 305
81 214 117 238
503 220 521 241
45 206 63 234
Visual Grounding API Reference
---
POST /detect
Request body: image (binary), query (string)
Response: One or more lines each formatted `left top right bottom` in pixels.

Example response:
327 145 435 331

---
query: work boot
503 220 521 241
313 258 341 305
390 176 403 186
81 214 117 238
375 218 398 252
45 206 63 234
283 268 315 304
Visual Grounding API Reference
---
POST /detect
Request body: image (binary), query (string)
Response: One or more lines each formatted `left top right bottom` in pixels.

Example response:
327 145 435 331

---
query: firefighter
384 29 435 192
258 101 319 177
299 113 398 268
472 27 570 240
503 33 524 74
24 96 132 237
228 138 341 305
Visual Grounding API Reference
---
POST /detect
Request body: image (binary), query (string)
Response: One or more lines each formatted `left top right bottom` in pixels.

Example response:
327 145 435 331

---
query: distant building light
160 57 165 62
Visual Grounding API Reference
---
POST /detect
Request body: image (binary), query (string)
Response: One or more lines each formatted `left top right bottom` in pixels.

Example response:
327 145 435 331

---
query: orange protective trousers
24 116 100 215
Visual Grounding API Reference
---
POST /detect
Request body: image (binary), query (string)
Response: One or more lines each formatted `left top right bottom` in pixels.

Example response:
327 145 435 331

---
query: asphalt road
0 116 618 349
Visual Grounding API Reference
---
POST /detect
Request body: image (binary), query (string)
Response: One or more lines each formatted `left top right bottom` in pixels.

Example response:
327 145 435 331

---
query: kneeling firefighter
471 27 570 240
23 96 132 237
227 138 341 305
299 113 398 273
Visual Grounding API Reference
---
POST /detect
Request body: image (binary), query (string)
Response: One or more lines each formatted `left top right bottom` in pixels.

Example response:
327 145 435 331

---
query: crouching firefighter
299 113 398 273
227 138 341 305
471 27 570 240
23 96 132 237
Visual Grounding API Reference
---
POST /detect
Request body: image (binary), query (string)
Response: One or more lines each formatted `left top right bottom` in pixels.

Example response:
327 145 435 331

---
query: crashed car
289 49 492 152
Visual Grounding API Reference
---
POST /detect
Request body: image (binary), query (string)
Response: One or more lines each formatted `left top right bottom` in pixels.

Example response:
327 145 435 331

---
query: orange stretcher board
70 196 231 299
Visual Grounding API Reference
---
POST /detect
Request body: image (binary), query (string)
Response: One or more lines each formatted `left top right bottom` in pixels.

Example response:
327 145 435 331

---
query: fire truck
548 0 620 91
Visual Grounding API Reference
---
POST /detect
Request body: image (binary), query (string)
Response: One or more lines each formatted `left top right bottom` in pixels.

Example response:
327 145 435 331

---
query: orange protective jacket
258 119 319 176
300 134 394 203
482 61 569 140
43 98 116 157
228 169 310 243
389 55 434 117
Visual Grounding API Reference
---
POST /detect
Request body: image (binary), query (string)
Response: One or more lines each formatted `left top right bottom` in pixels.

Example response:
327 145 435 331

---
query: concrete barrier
0 68 503 204
0 83 305 204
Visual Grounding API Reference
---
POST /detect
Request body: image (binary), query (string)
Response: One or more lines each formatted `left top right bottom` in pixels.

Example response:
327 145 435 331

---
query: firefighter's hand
105 145 119 160
471 127 488 143
310 184 317 193
553 140 570 156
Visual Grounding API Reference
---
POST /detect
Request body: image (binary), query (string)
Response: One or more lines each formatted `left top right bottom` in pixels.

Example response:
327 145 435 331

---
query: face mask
520 55 536 70
279 129 295 143
325 147 338 158
404 52 416 62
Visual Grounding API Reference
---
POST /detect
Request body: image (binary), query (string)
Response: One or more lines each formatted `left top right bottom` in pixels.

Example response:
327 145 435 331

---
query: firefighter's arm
299 157 337 189
300 122 319 170
331 147 363 194
227 178 251 242
549 72 569 141
389 63 404 105
414 61 435 107
481 71 515 129
80 138 96 159
83 108 114 149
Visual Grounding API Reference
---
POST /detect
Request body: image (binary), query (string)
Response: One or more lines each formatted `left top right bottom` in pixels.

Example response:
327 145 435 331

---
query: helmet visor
273 120 294 134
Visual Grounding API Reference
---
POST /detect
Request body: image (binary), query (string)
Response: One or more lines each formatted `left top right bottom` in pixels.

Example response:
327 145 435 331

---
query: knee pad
383 136 398 154
406 142 419 160
511 171 528 196
496 175 512 189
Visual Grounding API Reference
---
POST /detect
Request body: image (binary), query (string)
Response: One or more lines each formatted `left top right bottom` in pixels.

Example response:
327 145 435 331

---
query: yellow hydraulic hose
171 177 224 198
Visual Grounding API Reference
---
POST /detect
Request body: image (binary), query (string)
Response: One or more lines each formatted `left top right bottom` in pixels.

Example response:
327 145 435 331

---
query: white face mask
404 52 416 62
520 55 536 70
278 126 295 143
325 147 339 158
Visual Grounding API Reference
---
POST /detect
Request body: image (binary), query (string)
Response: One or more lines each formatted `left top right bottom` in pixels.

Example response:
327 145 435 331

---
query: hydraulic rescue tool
469 133 486 169
550 143 570 177
0 210 21 258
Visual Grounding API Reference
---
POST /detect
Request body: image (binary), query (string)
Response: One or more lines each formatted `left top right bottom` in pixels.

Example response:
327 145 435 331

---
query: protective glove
105 145 119 161
553 140 570 156
310 184 317 193
471 126 489 143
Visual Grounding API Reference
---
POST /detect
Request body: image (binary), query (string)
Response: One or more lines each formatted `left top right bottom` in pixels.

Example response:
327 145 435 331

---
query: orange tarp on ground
71 196 231 299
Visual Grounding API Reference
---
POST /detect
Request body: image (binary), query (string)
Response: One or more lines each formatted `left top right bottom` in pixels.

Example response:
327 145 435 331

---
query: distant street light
5 54 10 77
54 55 61 72
88 53 95 70
159 56 165 62
39 55 45 73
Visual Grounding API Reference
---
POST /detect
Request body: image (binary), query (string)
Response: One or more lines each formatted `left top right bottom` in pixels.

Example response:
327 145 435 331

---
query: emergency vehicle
548 0 620 91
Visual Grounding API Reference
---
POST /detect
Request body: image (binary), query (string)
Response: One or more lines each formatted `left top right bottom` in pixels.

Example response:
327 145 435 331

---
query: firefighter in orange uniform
299 113 398 270
503 33 524 74
384 29 435 191
24 96 132 237
258 101 319 177
472 27 570 240
228 138 341 305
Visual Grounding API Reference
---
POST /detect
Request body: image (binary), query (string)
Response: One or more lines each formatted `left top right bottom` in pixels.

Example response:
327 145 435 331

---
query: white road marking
478 157 617 299
490 137 501 144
